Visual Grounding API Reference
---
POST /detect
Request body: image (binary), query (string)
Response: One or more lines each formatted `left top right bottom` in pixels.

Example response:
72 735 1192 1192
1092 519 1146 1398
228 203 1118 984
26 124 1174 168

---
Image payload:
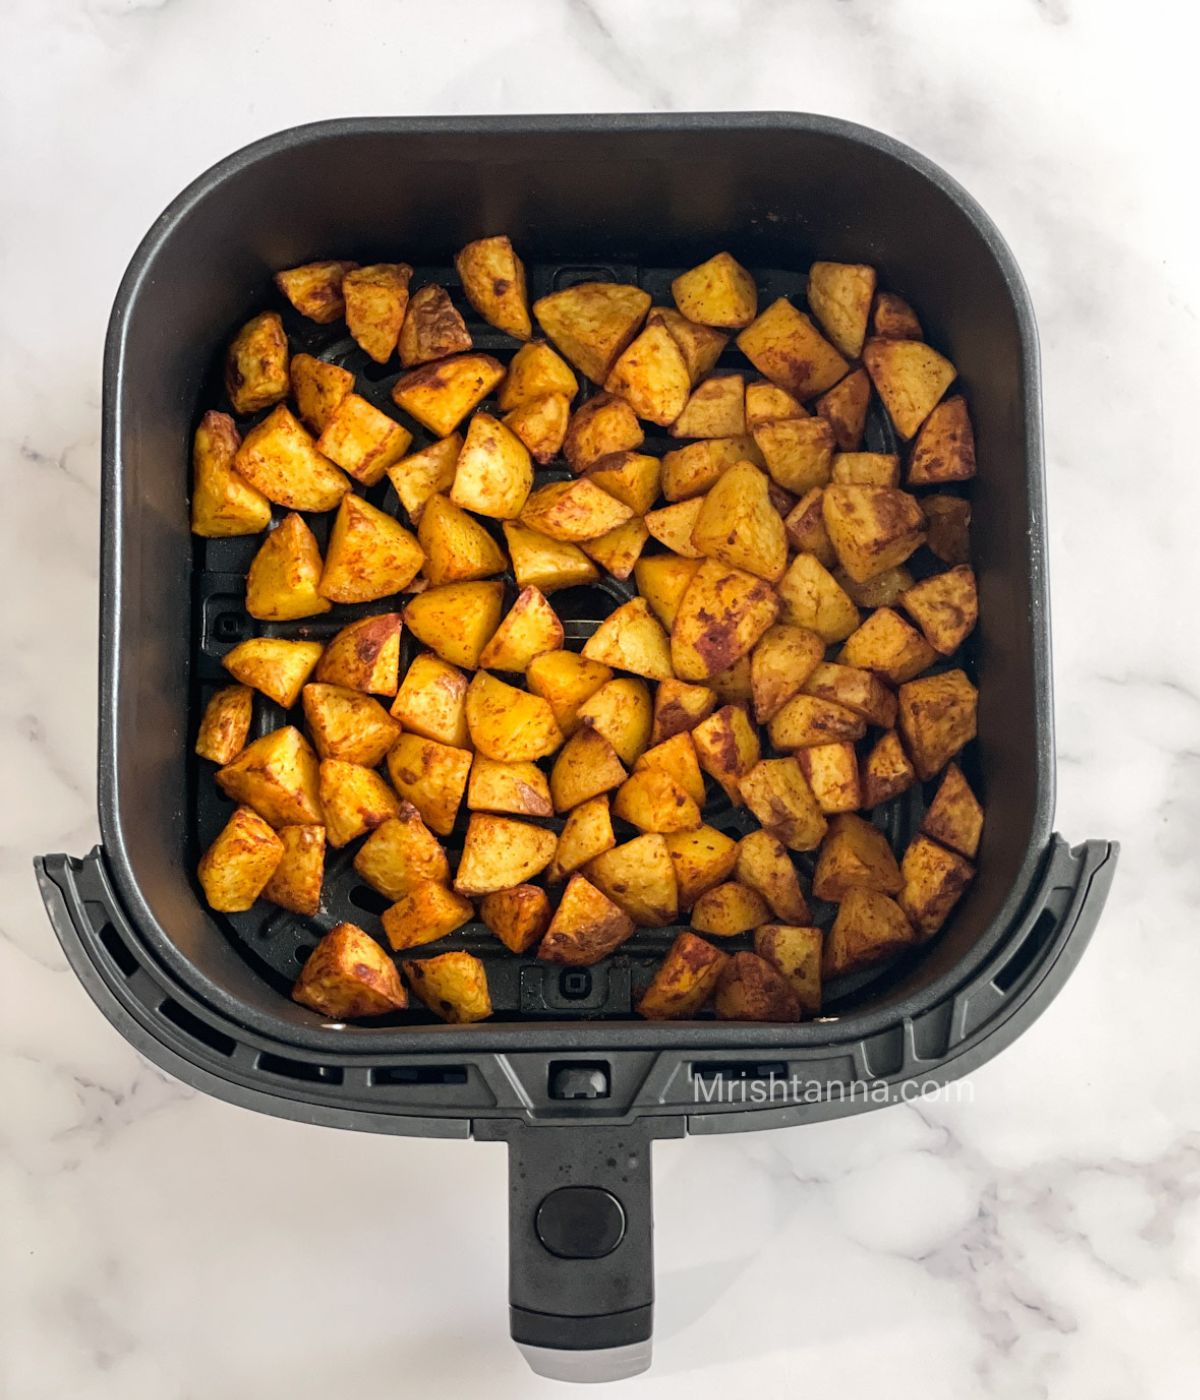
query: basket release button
535 1186 626 1259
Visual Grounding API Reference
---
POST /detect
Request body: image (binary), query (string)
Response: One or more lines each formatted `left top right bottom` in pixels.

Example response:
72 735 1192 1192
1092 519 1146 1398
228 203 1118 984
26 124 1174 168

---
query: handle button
535 1186 626 1259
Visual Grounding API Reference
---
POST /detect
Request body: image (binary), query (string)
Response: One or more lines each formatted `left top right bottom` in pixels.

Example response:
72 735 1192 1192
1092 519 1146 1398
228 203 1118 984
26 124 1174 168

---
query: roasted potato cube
503 392 570 465
343 262 411 363
899 834 975 938
537 875 636 966
783 488 837 567
314 394 412 487
671 559 780 680
478 587 563 672
736 829 810 923
863 338 955 439
468 755 553 817
801 661 897 728
455 235 532 339
262 824 326 916
708 658 754 705
575 678 653 766
796 742 861 814
318 758 402 847
581 518 649 580
662 826 739 908
806 261 876 359
691 460 787 582
404 580 505 669
451 412 533 520
740 758 828 852
832 452 900 487
922 494 972 566
652 678 717 743
646 306 729 382
197 806 284 912
637 932 728 1020
644 497 706 558
752 417 835 495
691 881 770 936
691 704 760 804
191 411 272 537
604 321 691 426
223 638 323 709
383 883 475 952
768 693 867 749
391 353 505 437
385 733 472 835
550 727 627 812
454 813 557 896
660 435 764 501
860 730 916 808
502 520 599 593
225 311 289 415
835 565 914 610
671 252 757 329
812 813 902 901
563 392 645 472
353 804 450 901
582 597 674 680
714 952 800 1021
520 477 634 543
669 373 746 439
481 885 552 954
815 367 870 451
898 669 978 781
302 683 401 766
233 405 351 513
526 650 612 734
386 434 462 525
908 395 975 485
402 950 492 1023
534 282 651 384
547 794 615 883
633 731 705 804
246 513 330 621
750 624 825 723
398 284 471 367
293 923 407 1018
900 566 978 655
216 726 323 828
613 769 701 833
290 353 354 434
195 685 253 765
417 493 507 587
587 833 678 926
745 380 808 428
754 924 822 1014
275 259 358 323
872 292 923 340
822 484 926 583
319 494 425 604
840 607 938 684
466 670 564 761
316 613 402 696
584 451 661 515
921 762 983 859
634 554 702 631
737 298 849 400
823 888 915 977
776 553 860 643
500 341 578 410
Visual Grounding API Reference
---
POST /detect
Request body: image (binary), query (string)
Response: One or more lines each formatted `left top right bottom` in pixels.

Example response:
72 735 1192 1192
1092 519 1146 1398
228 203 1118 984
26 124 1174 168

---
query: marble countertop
4 1 1197 1396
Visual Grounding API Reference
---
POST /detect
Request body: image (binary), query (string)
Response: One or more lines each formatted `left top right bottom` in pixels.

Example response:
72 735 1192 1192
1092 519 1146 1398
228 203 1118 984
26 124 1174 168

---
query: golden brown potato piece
822 484 926 584
840 607 938 684
691 881 769 936
754 924 822 1014
353 804 450 901
318 758 402 847
660 435 764 501
385 733 472 835
796 742 861 814
548 794 615 883
860 730 916 808
832 452 900 487
318 494 425 604
815 367 870 451
538 874 636 965
303 683 400 766
454 813 557 896
652 679 717 744
233 405 350 513
502 521 599 593
587 834 678 926
671 559 780 681
745 380 807 428
478 587 564 672
225 311 289 415
503 392 571 465
418 493 507 587
899 834 975 938
246 513 330 622
314 394 412 488
781 495 833 572
195 685 253 765
383 882 475 951
404 580 505 669
634 555 701 631
500 341 578 410
872 292 923 340
581 597 673 680
216 726 323 827
835 565 915 610
534 282 651 384
714 952 800 1021
646 306 729 382
736 829 810 923
581 518 649 580
898 669 978 781
294 923 408 1018
451 412 533 520
198 806 284 912
752 417 835 495
662 826 738 908
223 638 323 709
737 298 849 400
575 678 653 766
290 354 354 435
921 762 983 859
585 451 661 515
455 235 532 340
812 813 902 901
740 758 828 852
671 252 757 329
776 553 860 643
823 888 915 977
275 259 357 323
550 727 627 812
563 393 645 472
191 411 271 537
262 824 325 916
315 613 402 696
806 261 876 359
750 623 825 723
526 650 612 734
637 932 728 1019
604 321 691 426
398 284 472 367
520 477 634 542
468 755 553 818
386 434 463 525
767 693 867 749
691 461 787 582
668 374 746 439
801 661 897 728
922 494 971 566
907 395 975 485
402 950 493 1023
466 670 564 761
863 338 955 439
481 885 551 954
613 769 701 833
644 497 706 558
900 566 978 655
343 262 412 363
634 731 705 804
390 653 469 749
391 353 505 437
691 704 760 804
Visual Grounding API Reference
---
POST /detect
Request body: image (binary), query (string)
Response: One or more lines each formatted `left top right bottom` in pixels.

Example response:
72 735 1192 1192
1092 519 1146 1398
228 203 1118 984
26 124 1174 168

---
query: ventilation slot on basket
690 1060 788 1084
257 1051 344 1084
993 909 1058 994
97 921 138 977
158 998 236 1056
370 1064 468 1087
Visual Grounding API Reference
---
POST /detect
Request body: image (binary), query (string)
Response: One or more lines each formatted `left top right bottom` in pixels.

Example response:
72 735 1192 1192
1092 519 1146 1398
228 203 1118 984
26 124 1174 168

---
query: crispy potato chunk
897 669 978 780
745 380 807 428
534 282 651 384
216 726 322 828
899 834 975 938
736 829 810 923
921 762 983 859
585 451 661 515
550 727 627 812
246 513 330 621
661 435 764 501
479 587 564 672
783 489 836 567
526 650 612 734
860 730 916 808
832 452 900 487
404 580 504 669
538 875 635 965
398 284 471 367
822 484 926 583
806 261 876 359
500 341 578 410
662 826 738 908
801 661 897 728
768 693 866 749
691 461 787 582
563 393 644 472
737 298 848 400
815 367 870 451
637 932 728 1020
391 353 505 437
645 497 706 558
294 923 407 1018
303 683 400 766
908 395 975 485
480 885 551 954
812 813 902 901
691 704 760 804
385 733 472 835
353 804 450 901
634 731 705 804
191 411 270 537
671 252 757 329
402 950 492 1023
315 394 412 487
386 434 462 525
872 292 922 340
468 756 553 817
922 494 971 566
455 814 557 896
691 881 769 936
223 638 323 708
671 560 780 680
198 806 284 912
750 624 825 723
455 235 532 339
752 417 835 495
195 685 253 765
315 613 402 696
835 565 914 610
418 493 507 587
605 321 691 426
548 794 615 883
587 834 678 926
233 405 350 512
740 758 828 852
502 521 599 593
863 338 955 439
225 311 289 415
520 477 634 542
383 883 475 951
466 671 564 761
754 924 822 1014
777 553 860 643
715 952 800 1021
712 653 758 700
581 518 649 580
290 353 354 434
575 678 652 766
646 306 729 382
901 566 978 655
840 607 938 684
634 555 701 631
796 742 861 814
669 374 746 439
343 263 412 363
451 412 533 520
318 758 402 847
503 392 570 465
275 259 357 323
581 597 673 680
318 494 425 604
613 769 701 833
652 678 716 743
262 824 326 916
824 888 915 977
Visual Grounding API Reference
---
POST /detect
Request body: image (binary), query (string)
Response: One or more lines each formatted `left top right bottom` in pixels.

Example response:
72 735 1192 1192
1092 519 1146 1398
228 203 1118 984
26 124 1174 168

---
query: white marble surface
3 1 1199 1396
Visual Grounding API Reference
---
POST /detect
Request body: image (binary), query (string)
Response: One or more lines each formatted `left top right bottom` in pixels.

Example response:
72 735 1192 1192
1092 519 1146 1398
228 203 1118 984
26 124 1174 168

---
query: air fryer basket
36 114 1116 1382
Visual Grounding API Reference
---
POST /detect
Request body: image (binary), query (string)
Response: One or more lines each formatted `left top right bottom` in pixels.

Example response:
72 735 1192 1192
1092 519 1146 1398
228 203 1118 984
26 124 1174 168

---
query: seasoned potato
585 451 661 515
750 623 825 723
550 727 627 812
290 354 355 434
302 683 401 766
578 596 672 680
223 638 324 709
662 825 739 908
315 394 412 487
502 520 599 593
767 692 866 749
783 488 837 566
860 730 916 808
671 559 780 680
796 742 861 814
318 758 402 847
547 794 615 883
737 298 848 400
708 651 753 705
822 484 926 583
402 950 493 1023
533 281 651 384
526 649 612 734
225 311 289 415
246 513 330 621
520 477 633 542
468 755 553 817
669 374 746 439
900 566 978 655
752 416 835 494
502 392 571 465
481 885 551 954
634 554 702 631
456 235 532 339
233 405 350 513
835 564 914 610
478 586 564 672
262 824 326 916
465 670 564 761
652 678 717 743
714 952 800 1022
691 881 769 936
832 452 900 487
840 607 938 684
275 259 358 323
386 434 463 525
646 306 729 382
294 923 408 1018
691 704 760 804
637 932 728 1020
745 380 807 429
644 497 706 558
633 731 705 804
398 284 472 367
815 367 870 451
537 875 635 966
216 726 323 827
899 834 975 938
391 353 505 437
776 553 860 643
806 261 876 359
191 411 270 537
575 678 653 766
587 833 678 926
318 494 425 604
343 262 412 362
451 412 533 520
872 292 922 340
455 813 557 896
801 661 897 728
385 733 472 835
908 395 975 485
740 758 828 852
404 581 505 669
921 762 983 859
383 882 475 951
660 435 764 501
922 494 972 565
736 829 810 924
613 768 701 833
604 321 691 426
897 669 978 780
863 338 955 439
198 806 284 912
754 924 822 1014
811 813 903 901
581 518 649 580
563 392 645 472
418 493 507 586
315 613 402 696
195 684 253 765
353 804 450 901
671 252 757 329
691 461 787 582
823 888 916 977
499 341 578 410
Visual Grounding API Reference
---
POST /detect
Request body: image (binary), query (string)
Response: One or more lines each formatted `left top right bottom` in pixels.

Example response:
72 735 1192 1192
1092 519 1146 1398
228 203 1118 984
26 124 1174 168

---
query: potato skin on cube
402 951 493 1023
637 932 728 1020
537 874 636 966
198 806 284 913
872 292 922 341
195 685 253 765
225 311 289 415
293 923 408 1018
315 613 402 696
398 284 472 368
815 368 871 452
860 730 916 808
714 952 801 1022
467 755 553 818
923 495 972 565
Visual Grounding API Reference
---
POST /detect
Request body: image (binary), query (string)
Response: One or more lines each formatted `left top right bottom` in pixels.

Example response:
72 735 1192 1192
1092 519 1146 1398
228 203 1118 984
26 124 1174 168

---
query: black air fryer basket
36 114 1117 1383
